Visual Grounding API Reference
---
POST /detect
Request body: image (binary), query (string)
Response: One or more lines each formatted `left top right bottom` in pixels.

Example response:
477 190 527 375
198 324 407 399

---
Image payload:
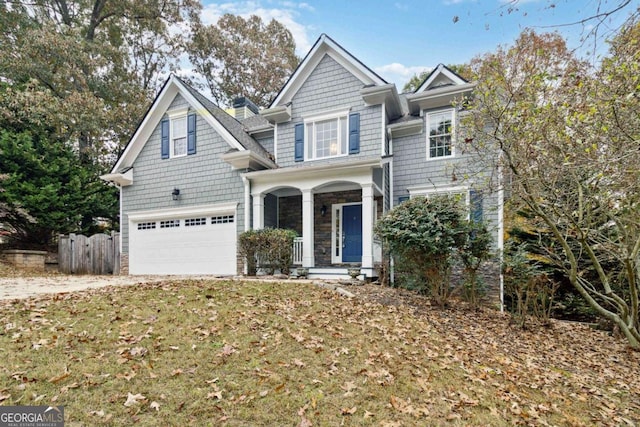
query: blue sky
200 0 636 88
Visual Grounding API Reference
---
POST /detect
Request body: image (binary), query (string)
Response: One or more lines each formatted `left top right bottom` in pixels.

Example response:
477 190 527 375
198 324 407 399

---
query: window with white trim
171 115 187 157
160 220 180 228
305 113 348 160
211 215 234 224
184 217 206 227
427 109 454 159
137 222 156 230
409 187 470 219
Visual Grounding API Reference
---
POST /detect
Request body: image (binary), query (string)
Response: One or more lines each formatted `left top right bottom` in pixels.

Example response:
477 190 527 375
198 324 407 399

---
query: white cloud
200 1 313 55
374 63 432 90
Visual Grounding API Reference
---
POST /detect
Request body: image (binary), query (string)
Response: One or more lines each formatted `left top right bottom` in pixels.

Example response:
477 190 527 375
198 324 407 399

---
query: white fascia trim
303 107 351 122
111 77 245 173
271 35 385 106
325 50 384 87
417 64 467 92
221 150 274 170
243 157 381 180
260 104 291 123
100 168 133 186
406 82 476 115
111 84 179 173
128 202 238 221
174 79 245 152
166 107 189 119
388 119 423 138
407 184 469 194
407 184 470 206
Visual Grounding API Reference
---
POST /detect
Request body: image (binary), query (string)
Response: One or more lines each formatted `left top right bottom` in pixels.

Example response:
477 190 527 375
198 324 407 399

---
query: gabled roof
269 33 388 107
405 64 475 115
415 64 468 93
174 76 275 163
107 75 276 176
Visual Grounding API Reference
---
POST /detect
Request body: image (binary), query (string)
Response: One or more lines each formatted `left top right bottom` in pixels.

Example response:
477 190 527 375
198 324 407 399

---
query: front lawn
0 279 638 426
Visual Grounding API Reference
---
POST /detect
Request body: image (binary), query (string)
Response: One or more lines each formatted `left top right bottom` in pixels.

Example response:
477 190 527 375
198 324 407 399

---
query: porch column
361 183 374 271
252 192 265 229
302 189 315 267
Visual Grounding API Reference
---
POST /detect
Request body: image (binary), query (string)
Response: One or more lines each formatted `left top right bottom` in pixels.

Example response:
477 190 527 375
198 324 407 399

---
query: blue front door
342 204 362 263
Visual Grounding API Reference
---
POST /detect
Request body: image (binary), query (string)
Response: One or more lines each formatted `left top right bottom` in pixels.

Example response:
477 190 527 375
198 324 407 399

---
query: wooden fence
58 232 120 275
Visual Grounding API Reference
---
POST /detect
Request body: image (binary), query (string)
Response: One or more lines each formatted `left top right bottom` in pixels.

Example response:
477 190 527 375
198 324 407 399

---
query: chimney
231 96 260 120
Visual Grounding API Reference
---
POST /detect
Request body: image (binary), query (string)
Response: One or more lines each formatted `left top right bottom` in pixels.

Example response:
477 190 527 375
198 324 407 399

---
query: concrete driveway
0 275 196 300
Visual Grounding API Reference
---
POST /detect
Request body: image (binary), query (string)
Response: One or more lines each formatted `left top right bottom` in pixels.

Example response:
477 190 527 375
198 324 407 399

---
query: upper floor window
171 115 188 157
161 108 197 159
306 116 348 159
295 110 360 162
427 109 454 159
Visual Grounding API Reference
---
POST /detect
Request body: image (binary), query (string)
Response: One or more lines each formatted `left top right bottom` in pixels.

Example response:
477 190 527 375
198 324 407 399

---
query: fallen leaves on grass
0 279 637 426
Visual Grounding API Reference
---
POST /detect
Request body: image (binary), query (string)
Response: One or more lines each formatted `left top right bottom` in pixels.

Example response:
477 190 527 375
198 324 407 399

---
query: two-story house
101 34 503 285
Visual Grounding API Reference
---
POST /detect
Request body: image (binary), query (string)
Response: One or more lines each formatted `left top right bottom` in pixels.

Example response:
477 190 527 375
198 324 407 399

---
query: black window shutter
161 119 170 159
470 190 483 222
294 123 304 162
349 112 360 154
187 113 197 155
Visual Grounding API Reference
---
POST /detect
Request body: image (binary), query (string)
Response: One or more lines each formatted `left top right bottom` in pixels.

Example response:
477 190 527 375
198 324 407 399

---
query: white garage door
128 206 237 275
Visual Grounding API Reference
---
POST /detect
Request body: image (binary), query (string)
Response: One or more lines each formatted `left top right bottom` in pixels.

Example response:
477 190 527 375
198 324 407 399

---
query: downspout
497 155 505 312
387 127 395 286
118 184 123 257
274 123 278 163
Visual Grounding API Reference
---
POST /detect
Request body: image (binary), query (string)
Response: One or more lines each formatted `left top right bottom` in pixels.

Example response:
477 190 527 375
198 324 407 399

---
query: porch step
305 267 377 280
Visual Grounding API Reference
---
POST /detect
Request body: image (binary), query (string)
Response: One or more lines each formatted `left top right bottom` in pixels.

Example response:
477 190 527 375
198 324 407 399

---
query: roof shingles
175 76 277 168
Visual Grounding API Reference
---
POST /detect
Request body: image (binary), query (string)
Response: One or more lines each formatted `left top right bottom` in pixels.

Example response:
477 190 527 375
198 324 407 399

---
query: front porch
244 159 386 279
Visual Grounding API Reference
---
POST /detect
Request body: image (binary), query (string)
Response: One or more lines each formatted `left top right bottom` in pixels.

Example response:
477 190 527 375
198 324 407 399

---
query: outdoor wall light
320 204 327 216
172 188 180 200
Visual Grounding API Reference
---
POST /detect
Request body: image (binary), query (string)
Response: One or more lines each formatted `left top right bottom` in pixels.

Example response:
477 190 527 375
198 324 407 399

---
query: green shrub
457 221 493 308
503 241 559 328
375 196 466 308
238 229 259 275
238 228 297 275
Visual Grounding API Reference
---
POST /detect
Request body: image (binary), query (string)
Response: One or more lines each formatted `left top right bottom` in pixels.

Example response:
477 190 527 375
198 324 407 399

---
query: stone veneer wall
313 190 361 266
278 195 302 235
2 250 47 271
277 191 384 267
119 253 129 275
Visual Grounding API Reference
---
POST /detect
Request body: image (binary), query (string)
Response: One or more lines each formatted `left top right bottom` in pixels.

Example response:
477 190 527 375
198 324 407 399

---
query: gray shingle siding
256 136 274 156
121 93 246 254
276 54 382 168
392 114 500 247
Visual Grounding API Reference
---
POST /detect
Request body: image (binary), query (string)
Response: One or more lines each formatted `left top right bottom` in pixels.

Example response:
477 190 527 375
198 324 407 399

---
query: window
161 109 196 159
171 116 187 157
427 109 454 159
211 215 234 224
160 220 180 228
297 109 359 161
137 222 156 230
306 116 348 160
407 185 483 221
184 218 206 227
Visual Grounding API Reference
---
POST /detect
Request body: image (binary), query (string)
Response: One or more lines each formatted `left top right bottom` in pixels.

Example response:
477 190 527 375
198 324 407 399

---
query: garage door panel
129 214 237 275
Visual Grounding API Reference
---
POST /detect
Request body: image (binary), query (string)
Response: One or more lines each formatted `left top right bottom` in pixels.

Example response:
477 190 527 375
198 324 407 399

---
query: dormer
405 64 475 115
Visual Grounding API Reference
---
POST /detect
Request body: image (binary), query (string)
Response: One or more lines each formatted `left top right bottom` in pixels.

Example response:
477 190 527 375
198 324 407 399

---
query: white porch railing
292 237 303 265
